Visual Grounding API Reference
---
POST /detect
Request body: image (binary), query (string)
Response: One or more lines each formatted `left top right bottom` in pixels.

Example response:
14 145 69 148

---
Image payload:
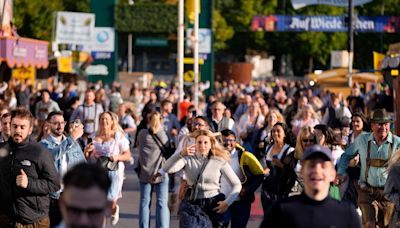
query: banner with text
291 0 372 10
252 15 400 33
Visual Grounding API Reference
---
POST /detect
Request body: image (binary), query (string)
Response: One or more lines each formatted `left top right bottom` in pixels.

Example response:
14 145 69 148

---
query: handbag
97 156 119 171
150 130 175 159
179 157 212 228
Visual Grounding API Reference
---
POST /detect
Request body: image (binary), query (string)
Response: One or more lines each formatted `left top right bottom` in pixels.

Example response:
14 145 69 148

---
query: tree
13 0 90 41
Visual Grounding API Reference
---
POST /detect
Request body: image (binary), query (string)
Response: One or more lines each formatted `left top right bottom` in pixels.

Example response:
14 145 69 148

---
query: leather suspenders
365 140 393 186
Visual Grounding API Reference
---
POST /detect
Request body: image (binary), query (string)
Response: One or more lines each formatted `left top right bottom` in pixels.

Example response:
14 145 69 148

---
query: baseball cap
301 144 333 162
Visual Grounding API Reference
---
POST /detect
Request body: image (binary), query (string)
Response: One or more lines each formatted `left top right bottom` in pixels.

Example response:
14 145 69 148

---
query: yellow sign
373 51 385 75
58 56 73 73
184 70 195 82
181 57 204 65
186 0 201 23
12 67 35 84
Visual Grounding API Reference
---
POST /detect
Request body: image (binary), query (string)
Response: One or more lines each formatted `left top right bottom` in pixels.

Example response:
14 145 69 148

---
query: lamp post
177 0 184 117
347 0 354 87
128 0 134 72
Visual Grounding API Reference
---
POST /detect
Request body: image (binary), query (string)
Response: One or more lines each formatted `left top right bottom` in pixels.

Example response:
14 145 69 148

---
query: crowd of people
0 76 399 228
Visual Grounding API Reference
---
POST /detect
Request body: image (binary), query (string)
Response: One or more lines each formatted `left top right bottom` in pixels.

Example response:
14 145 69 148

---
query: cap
301 144 333 162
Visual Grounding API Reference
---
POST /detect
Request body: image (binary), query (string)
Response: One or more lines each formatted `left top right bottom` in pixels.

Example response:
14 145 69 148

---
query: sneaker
111 205 120 226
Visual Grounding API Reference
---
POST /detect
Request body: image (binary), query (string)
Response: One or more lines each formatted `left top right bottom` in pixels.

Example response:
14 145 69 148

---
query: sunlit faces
301 133 316 149
271 124 285 143
222 134 236 152
351 116 364 132
192 118 208 131
196 135 211 156
85 91 96 105
268 113 278 126
11 117 32 144
372 122 390 140
301 157 336 194
49 114 66 137
60 186 108 228
100 113 114 131
1 114 11 139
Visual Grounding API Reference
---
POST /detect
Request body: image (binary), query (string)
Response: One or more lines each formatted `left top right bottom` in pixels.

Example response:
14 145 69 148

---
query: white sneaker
111 205 120 226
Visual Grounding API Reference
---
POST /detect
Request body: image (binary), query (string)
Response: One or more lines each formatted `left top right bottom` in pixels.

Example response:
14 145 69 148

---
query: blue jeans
139 175 170 228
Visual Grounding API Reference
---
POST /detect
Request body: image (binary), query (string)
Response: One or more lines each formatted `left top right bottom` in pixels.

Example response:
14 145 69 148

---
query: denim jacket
40 135 86 199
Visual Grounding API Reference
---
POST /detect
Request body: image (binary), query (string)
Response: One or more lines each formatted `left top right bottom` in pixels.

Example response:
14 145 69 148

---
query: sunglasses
193 122 206 127
302 139 315 143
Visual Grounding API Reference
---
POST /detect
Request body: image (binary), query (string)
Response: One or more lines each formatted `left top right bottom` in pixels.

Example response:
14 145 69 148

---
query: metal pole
193 0 199 111
128 33 133 72
177 0 184 118
347 0 354 87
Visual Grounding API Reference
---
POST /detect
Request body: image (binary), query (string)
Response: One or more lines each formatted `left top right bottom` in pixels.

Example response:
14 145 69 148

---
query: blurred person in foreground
58 163 111 228
261 145 361 228
0 107 60 227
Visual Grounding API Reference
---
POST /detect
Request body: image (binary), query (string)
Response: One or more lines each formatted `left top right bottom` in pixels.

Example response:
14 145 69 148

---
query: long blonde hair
149 111 162 133
97 111 125 137
191 129 230 161
294 126 315 160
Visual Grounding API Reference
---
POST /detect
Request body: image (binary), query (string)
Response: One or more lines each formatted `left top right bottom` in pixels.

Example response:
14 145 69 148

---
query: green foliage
13 0 90 41
213 10 234 51
115 3 178 33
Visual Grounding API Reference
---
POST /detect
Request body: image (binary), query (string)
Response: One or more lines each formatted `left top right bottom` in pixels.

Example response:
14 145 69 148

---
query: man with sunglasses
59 163 111 228
337 109 400 228
220 129 264 228
40 111 86 227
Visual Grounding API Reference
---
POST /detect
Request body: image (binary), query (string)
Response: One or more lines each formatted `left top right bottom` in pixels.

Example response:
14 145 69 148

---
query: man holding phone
40 111 87 227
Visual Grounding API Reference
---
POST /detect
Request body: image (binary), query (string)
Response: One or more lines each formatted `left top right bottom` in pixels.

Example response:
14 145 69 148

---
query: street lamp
128 0 134 72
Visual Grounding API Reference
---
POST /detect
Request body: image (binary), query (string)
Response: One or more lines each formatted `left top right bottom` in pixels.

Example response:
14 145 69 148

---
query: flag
373 51 385 75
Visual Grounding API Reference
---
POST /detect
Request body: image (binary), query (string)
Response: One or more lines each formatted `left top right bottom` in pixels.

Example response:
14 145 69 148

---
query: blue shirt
337 132 400 187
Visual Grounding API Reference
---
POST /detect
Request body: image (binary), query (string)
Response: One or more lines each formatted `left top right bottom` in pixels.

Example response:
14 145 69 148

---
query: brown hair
11 107 34 127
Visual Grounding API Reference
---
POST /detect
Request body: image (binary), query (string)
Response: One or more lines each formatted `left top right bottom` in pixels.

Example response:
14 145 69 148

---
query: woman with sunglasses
291 126 317 194
261 122 297 217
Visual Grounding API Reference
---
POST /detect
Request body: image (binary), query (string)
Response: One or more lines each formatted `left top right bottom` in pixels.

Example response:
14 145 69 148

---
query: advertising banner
252 15 400 33
291 0 372 10
12 66 35 83
54 11 95 51
186 28 212 54
0 37 48 68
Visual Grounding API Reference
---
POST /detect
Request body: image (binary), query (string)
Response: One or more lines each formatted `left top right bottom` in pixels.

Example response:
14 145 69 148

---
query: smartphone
87 138 93 144
72 119 82 128
156 106 161 112
192 110 197 117
272 154 279 160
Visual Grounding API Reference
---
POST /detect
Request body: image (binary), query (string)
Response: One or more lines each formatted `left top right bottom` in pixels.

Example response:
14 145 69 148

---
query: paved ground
106 155 264 228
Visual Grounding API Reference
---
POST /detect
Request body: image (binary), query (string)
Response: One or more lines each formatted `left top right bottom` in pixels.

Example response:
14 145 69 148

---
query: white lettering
289 18 310 30
86 65 108 75
311 17 342 30
35 47 46 59
13 47 28 57
355 19 375 30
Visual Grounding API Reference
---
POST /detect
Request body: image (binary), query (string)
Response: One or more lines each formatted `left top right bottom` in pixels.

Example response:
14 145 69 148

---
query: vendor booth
307 68 382 97
0 36 49 83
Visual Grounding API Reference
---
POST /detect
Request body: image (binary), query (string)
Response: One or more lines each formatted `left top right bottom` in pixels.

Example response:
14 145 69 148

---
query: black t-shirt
260 193 361 228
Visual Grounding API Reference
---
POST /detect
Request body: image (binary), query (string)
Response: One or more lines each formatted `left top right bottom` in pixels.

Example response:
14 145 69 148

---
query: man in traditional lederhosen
337 109 400 228
70 90 103 145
